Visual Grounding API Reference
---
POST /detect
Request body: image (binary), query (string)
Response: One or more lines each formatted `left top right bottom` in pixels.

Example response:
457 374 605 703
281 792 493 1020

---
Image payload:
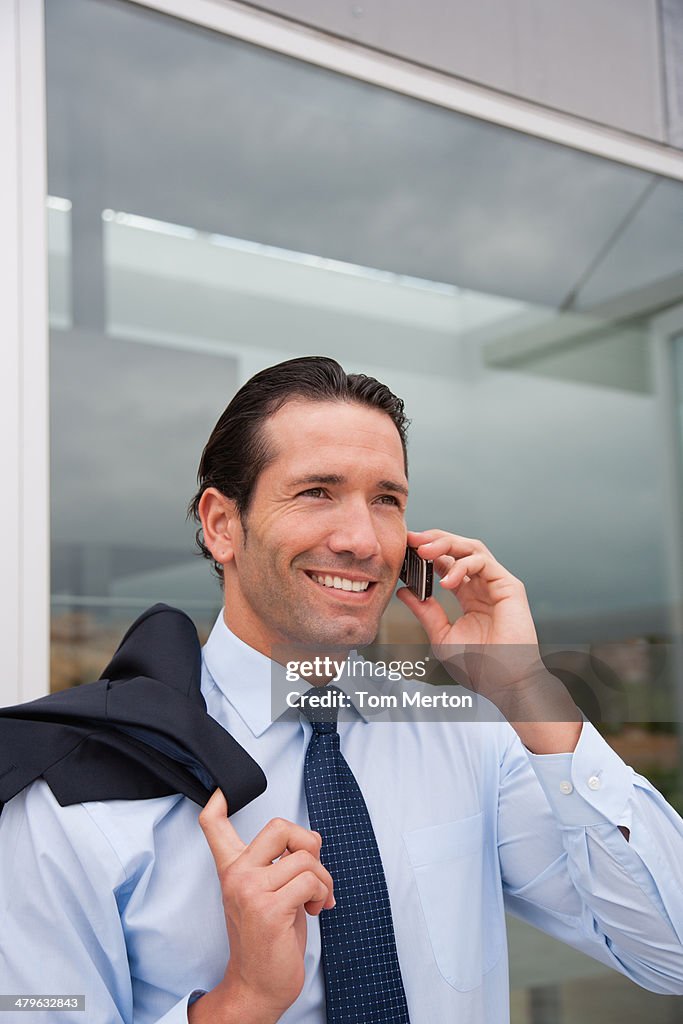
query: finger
278 833 320 858
408 529 492 560
396 586 451 645
247 818 323 867
433 554 455 578
440 552 487 590
417 536 511 588
276 838 334 912
267 849 335 908
414 534 478 562
407 528 448 543
408 529 478 551
198 789 247 874
304 895 331 916
276 871 334 916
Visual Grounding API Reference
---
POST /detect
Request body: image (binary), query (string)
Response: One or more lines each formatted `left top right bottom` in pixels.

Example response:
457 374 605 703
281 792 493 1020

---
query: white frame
3 0 683 704
0 0 49 706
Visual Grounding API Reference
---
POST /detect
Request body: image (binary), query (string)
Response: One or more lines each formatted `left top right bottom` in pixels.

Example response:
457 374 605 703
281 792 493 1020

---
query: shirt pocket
402 811 504 992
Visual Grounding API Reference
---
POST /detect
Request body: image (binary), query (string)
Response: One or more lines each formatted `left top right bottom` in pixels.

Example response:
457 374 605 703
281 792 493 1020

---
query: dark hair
187 355 410 584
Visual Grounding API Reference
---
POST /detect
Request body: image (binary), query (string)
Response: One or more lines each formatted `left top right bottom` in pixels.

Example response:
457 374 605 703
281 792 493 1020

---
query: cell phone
399 546 433 601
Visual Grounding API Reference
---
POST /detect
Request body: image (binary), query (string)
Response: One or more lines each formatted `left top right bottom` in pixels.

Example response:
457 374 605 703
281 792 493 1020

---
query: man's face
223 399 408 654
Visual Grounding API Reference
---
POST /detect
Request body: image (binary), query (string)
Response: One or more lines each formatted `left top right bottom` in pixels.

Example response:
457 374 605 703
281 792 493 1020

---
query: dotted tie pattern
303 696 411 1023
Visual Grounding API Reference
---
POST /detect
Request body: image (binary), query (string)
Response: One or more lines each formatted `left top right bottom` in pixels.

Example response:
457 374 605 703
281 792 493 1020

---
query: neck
221 607 350 684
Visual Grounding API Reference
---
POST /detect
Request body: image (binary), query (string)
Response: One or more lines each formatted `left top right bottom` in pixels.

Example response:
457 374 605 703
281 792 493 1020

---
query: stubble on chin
288 597 377 649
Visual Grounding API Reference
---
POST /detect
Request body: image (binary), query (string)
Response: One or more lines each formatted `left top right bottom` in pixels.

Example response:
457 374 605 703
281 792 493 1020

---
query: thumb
198 788 246 874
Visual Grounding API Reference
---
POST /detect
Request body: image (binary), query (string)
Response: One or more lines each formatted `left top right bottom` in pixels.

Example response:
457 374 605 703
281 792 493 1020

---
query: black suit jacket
0 604 267 816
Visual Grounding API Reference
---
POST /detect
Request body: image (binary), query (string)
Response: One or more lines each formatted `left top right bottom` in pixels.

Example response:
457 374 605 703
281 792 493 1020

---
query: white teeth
310 573 370 592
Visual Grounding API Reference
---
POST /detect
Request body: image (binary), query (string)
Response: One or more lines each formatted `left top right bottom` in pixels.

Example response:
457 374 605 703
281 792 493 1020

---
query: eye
298 487 328 499
375 494 403 507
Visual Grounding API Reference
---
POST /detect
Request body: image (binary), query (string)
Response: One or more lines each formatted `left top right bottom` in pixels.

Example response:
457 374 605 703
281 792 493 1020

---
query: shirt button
588 775 601 791
559 780 573 795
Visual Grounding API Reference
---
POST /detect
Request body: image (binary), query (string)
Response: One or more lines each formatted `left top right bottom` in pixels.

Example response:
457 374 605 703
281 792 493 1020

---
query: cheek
281 513 337 553
262 526 325 576
380 521 408 567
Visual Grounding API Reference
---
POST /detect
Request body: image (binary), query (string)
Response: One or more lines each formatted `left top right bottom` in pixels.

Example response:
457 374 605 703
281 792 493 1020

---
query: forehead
262 399 406 477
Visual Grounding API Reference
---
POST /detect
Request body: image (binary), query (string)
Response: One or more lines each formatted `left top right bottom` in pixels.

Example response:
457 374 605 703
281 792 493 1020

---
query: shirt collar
202 610 371 738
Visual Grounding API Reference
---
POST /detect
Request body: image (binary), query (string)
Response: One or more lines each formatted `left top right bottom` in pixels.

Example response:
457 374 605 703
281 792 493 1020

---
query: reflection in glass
45 2 683 1017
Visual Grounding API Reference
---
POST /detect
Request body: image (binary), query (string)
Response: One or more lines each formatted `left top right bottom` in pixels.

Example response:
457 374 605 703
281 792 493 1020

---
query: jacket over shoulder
0 603 266 815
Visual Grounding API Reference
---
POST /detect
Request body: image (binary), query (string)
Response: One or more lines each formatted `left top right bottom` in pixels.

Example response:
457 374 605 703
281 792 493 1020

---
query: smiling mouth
306 572 374 593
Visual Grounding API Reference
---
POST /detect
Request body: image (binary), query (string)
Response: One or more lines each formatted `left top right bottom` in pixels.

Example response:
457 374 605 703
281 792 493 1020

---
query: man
1 355 682 1024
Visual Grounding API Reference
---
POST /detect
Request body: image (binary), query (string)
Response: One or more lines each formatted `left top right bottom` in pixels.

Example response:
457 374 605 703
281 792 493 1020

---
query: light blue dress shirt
1 611 683 1023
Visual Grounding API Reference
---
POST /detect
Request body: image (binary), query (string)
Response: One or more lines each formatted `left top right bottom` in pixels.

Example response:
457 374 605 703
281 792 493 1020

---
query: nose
326 499 382 561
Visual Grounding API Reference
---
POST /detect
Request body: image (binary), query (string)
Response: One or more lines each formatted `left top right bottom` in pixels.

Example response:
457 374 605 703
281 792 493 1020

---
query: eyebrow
288 474 409 498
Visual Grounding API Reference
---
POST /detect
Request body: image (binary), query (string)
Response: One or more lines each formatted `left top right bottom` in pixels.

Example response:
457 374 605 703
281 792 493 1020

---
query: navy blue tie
303 694 411 1023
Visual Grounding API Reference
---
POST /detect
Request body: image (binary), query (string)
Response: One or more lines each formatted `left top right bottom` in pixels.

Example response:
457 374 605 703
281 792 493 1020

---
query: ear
197 488 241 568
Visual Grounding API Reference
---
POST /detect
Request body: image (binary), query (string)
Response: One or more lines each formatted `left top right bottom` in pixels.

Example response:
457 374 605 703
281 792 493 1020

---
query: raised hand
397 529 538 649
397 529 581 752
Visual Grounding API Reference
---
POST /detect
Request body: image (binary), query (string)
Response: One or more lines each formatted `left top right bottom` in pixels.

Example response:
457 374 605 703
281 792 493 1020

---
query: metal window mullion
14 0 50 704
0 0 22 707
651 307 683 763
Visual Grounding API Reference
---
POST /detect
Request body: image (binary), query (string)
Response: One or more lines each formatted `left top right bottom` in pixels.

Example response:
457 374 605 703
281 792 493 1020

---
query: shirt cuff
525 720 635 828
154 990 207 1023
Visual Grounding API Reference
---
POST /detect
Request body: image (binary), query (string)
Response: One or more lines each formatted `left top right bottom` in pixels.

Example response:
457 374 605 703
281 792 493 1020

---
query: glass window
45 1 683 1019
